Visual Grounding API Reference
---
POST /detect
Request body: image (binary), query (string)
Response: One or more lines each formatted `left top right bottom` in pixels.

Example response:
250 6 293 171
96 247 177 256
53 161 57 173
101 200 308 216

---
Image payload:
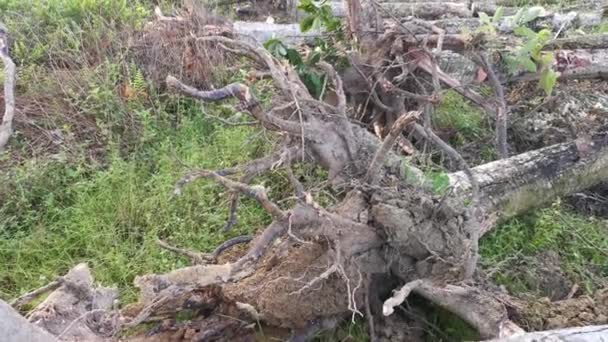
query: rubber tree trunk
449 132 608 220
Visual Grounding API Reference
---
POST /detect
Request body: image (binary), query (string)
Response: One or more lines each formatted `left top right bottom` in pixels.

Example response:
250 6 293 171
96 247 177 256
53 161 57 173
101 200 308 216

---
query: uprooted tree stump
122 32 608 340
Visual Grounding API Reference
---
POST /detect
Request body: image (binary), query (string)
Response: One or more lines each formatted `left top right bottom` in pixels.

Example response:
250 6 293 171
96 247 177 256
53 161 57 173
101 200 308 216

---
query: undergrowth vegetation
481 201 608 296
0 104 277 302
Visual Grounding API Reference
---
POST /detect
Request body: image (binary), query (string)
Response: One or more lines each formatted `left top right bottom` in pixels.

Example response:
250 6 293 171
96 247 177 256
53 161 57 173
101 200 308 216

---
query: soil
513 289 608 331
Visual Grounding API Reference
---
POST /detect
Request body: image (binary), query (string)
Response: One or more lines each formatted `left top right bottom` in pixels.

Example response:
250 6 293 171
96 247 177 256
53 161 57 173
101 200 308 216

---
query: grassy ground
0 0 278 303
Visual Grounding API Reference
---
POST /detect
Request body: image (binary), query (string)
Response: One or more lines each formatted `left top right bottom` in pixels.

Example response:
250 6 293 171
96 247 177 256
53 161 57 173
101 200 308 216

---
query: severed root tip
382 279 423 316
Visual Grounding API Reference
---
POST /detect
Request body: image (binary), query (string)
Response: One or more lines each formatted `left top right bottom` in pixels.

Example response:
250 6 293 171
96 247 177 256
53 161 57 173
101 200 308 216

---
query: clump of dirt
509 79 608 153
223 241 354 329
127 313 256 342
567 182 608 218
513 289 608 331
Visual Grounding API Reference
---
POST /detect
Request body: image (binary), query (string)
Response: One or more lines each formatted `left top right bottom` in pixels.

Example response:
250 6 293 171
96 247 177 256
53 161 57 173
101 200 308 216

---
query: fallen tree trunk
331 1 473 19
490 325 608 342
124 34 608 340
450 131 608 220
545 33 608 51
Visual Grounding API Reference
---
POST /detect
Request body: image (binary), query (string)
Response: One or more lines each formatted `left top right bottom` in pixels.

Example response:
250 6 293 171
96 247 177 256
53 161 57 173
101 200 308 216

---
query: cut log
545 33 608 51
489 325 608 342
0 300 58 342
449 131 608 221
28 263 119 341
332 1 473 19
233 21 321 45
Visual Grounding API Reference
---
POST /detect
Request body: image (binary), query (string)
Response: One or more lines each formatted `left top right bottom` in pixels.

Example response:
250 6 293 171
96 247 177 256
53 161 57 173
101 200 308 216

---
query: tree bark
545 33 608 51
0 300 58 342
449 132 608 220
332 1 473 19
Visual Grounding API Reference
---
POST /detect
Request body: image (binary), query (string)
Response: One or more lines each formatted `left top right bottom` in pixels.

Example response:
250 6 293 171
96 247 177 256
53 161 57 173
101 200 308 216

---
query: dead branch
193 35 310 100
123 295 171 329
167 75 308 135
336 1 473 19
27 264 118 340
157 239 208 264
414 282 524 339
10 279 64 309
0 23 17 152
413 123 479 199
472 52 509 159
510 64 608 83
180 169 287 221
318 61 347 115
544 33 608 51
56 309 107 340
365 111 419 185
413 53 497 115
157 235 253 264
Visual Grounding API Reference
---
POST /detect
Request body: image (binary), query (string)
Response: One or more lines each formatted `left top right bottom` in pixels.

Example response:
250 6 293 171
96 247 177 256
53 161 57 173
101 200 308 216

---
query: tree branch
472 52 508 159
366 111 420 185
167 75 308 135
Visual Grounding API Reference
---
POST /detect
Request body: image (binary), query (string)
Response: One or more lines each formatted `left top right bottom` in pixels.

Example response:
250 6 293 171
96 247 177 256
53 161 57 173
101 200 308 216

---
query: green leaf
286 48 304 66
297 0 315 12
307 51 321 65
430 172 450 195
512 8 525 25
538 52 555 68
492 6 504 23
277 44 287 56
519 57 537 72
513 26 536 39
536 28 552 44
521 6 545 24
300 15 315 32
479 12 490 25
312 17 322 31
539 69 558 96
309 72 323 92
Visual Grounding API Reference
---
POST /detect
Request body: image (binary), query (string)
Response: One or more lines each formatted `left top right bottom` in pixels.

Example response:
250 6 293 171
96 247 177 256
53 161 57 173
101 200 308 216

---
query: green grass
0 102 279 303
480 201 608 295
498 0 575 6
434 90 487 146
